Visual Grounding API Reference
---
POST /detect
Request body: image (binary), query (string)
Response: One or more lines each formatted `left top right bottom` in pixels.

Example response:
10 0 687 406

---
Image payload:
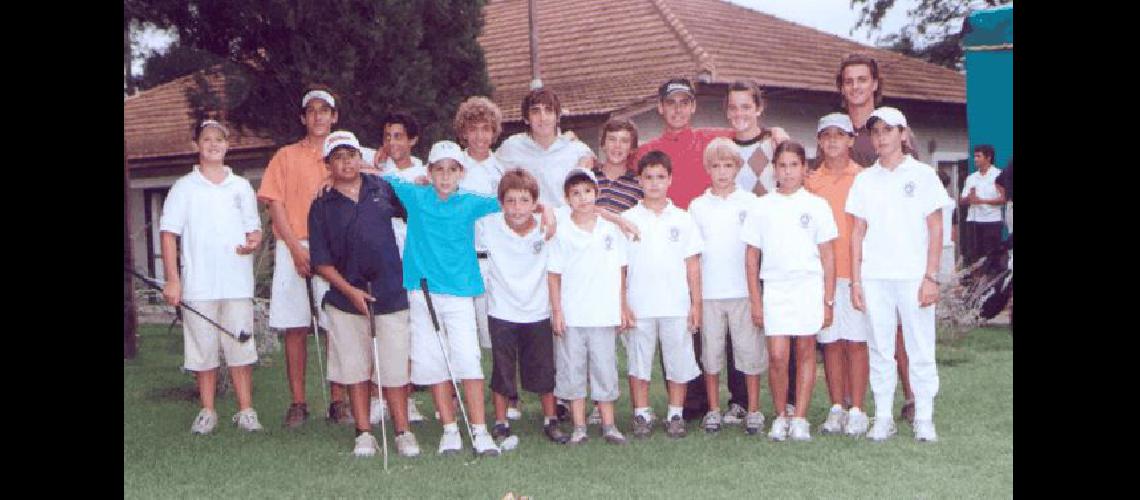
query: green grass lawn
124 324 1012 499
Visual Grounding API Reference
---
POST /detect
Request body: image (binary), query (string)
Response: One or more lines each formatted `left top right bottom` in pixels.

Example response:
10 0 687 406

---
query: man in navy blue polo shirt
309 130 421 459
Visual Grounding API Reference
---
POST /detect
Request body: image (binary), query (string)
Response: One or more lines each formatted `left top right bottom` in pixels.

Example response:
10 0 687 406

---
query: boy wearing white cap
624 151 705 439
380 140 555 456
846 106 952 442
257 86 349 428
308 131 420 458
161 119 263 435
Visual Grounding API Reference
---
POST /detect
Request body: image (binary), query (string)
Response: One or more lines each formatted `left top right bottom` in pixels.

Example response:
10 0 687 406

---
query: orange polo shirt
804 160 863 279
256 140 327 240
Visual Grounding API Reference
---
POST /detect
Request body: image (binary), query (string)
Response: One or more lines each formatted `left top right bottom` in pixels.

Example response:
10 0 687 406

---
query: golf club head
237 331 252 343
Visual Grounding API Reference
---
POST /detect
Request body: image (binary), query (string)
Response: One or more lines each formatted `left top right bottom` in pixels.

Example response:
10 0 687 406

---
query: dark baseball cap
658 78 695 100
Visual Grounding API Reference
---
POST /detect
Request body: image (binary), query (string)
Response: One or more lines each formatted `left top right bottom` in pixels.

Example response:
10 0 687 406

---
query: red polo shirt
634 127 733 209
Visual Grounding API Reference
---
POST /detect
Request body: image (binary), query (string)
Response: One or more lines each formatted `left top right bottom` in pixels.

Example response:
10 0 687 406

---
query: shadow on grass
147 385 199 403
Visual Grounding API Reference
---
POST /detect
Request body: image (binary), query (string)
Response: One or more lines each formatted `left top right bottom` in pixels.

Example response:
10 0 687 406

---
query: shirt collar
191 165 235 186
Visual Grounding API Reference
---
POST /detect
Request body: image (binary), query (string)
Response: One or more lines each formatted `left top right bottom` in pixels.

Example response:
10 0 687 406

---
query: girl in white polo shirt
846 107 952 443
160 119 264 435
742 141 838 442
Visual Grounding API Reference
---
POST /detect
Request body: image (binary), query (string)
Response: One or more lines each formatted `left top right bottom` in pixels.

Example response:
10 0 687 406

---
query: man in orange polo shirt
257 86 348 428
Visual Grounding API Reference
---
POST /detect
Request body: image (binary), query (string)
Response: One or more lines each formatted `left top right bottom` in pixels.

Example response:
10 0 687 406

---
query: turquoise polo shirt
382 174 501 296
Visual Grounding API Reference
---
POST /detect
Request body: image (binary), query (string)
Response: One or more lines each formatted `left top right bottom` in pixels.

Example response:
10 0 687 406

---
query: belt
477 251 489 259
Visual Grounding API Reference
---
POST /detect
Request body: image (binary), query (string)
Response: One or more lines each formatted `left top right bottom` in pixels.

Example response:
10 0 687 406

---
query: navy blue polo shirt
308 174 409 315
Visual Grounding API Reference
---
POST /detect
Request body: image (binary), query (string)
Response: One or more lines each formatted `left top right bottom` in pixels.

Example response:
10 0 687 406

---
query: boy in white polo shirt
624 150 704 439
960 144 1005 264
477 168 570 446
688 138 767 435
742 141 838 442
548 170 630 445
846 106 952 442
160 119 263 435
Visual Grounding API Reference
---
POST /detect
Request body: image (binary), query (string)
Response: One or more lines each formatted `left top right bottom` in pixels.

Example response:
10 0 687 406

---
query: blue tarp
963 5 1013 173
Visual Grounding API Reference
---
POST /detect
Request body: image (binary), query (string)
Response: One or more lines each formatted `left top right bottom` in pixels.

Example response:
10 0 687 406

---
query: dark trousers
969 221 1004 264
671 330 748 420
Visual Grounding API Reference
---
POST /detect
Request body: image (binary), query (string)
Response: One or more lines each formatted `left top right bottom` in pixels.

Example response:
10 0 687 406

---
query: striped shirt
593 167 643 213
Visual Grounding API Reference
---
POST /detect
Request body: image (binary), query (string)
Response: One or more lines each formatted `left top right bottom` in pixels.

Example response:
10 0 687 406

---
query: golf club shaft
306 277 331 410
419 278 477 451
126 268 250 343
366 283 389 471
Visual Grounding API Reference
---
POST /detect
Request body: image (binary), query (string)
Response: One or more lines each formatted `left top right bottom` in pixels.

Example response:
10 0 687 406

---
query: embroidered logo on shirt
904 181 916 197
604 234 613 251
738 210 747 224
532 240 544 255
669 226 680 242
800 213 811 228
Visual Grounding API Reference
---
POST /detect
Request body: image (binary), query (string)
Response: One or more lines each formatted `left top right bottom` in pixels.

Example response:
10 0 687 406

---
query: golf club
306 277 331 411
365 283 390 471
420 278 483 456
126 268 251 343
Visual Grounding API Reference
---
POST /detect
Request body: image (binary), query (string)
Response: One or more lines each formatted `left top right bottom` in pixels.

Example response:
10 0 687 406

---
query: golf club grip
365 283 377 338
305 277 319 320
125 267 248 343
420 278 440 331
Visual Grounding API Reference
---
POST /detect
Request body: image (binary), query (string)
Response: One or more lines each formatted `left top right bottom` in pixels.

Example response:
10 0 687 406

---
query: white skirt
762 275 824 336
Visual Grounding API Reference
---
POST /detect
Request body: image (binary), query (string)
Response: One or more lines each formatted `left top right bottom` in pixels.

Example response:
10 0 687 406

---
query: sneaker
556 400 571 422
473 428 501 457
328 401 355 426
768 416 790 441
744 411 765 435
407 398 425 423
506 407 522 421
353 432 379 457
587 405 602 425
283 403 309 429
913 420 938 442
395 431 421 457
666 415 687 438
232 408 263 432
789 417 812 441
369 398 388 425
632 415 654 439
438 427 463 455
544 421 570 444
602 426 628 445
820 405 846 434
722 403 747 425
844 408 870 436
899 399 916 425
492 423 512 441
191 408 218 435
568 426 589 445
702 410 722 433
866 416 897 442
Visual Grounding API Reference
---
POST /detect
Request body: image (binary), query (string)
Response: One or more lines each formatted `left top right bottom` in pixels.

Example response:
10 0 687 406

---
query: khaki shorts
268 241 330 330
554 326 619 402
183 299 258 371
324 306 411 387
700 298 766 375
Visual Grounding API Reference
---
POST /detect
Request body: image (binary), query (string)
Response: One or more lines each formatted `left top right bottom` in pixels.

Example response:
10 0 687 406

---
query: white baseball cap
428 140 465 165
866 106 908 128
323 130 361 158
197 119 229 138
816 113 854 135
301 89 336 109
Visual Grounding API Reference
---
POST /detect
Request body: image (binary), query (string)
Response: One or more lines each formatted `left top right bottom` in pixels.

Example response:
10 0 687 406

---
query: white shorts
817 278 870 344
554 326 620 402
700 298 766 375
763 276 824 336
408 290 483 385
324 306 411 387
474 257 492 349
182 299 258 371
627 317 700 383
268 241 330 330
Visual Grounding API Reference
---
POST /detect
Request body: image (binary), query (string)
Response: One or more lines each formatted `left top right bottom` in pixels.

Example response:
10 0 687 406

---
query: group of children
157 65 953 460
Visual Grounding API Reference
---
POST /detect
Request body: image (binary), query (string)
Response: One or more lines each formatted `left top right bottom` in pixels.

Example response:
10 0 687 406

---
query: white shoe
844 408 870 436
789 417 812 441
722 403 747 425
472 428 501 457
913 420 938 442
866 416 897 442
370 398 388 425
407 398 425 423
820 405 845 434
587 405 602 425
191 408 218 435
768 416 790 441
232 408 263 432
354 432 379 457
506 407 522 421
744 411 765 435
438 427 463 455
395 431 421 457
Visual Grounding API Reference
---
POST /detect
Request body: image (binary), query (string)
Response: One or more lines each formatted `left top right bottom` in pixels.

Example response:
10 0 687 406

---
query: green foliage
125 0 493 158
850 0 1012 70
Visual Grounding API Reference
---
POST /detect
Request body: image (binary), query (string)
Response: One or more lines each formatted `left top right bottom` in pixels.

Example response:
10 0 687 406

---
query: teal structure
963 5 1013 173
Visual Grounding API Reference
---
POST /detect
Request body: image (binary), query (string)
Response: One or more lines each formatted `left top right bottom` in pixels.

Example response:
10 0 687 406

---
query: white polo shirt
845 155 953 280
476 215 550 323
159 166 261 301
624 201 705 318
496 132 594 209
735 138 776 193
741 187 837 281
689 188 760 299
961 167 1003 222
459 151 504 197
547 217 628 328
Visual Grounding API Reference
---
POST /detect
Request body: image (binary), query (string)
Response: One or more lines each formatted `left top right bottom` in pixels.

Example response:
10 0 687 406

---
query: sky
130 0 914 76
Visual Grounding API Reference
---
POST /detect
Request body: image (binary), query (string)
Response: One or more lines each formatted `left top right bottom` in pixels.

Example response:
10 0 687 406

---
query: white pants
862 279 939 422
408 290 483 385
